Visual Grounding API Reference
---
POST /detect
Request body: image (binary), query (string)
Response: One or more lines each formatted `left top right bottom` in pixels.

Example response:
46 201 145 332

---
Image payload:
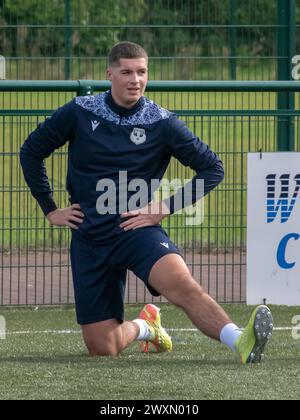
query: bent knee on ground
81 319 123 357
87 341 120 357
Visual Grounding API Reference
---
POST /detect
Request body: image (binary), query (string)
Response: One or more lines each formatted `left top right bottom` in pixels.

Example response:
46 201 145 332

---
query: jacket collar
105 90 144 117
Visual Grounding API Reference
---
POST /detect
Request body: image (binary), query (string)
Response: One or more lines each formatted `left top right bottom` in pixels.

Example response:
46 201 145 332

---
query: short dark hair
108 42 148 67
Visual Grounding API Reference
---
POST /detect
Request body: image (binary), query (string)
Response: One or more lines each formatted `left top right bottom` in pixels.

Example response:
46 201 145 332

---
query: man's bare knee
87 340 120 357
82 319 123 357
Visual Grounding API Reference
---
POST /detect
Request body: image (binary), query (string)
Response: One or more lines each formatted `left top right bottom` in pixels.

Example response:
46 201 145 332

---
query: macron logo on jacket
91 120 100 132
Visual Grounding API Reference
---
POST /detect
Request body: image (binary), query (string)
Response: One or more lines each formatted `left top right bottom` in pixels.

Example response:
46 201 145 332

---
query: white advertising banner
247 153 300 305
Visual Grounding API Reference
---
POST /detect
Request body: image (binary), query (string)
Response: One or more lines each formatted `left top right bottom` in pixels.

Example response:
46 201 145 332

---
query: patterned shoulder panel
75 93 120 124
123 98 171 126
75 92 171 126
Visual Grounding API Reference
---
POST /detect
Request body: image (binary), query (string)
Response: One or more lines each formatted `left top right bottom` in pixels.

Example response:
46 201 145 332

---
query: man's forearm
19 148 58 216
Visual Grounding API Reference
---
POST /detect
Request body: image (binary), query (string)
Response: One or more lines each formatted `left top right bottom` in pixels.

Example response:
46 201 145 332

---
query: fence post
65 0 72 80
77 80 94 96
0 55 5 79
277 0 295 151
229 0 237 80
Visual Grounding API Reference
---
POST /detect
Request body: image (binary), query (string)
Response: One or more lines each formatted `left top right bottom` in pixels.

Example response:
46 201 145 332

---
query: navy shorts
70 226 182 325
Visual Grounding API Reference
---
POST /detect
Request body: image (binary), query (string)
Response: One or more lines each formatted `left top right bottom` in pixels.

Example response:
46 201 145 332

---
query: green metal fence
1 0 299 80
0 81 299 306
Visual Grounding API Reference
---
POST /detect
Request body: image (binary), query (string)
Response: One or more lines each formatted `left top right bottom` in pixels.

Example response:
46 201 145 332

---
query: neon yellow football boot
235 305 273 364
138 304 172 353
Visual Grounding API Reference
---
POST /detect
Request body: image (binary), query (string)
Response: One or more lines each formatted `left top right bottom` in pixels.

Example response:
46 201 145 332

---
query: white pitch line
6 329 81 335
5 327 293 335
168 327 293 332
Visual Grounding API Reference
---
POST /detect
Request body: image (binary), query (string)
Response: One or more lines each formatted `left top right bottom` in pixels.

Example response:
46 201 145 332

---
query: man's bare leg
148 253 232 340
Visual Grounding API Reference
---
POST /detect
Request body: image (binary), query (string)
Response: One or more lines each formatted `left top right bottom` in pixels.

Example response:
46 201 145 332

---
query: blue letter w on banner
266 174 300 223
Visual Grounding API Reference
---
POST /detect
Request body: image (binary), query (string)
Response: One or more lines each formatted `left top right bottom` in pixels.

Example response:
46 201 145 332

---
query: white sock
132 319 152 341
220 323 243 352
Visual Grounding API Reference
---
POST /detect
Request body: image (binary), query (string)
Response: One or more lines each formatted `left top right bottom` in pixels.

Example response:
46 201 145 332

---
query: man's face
107 57 148 108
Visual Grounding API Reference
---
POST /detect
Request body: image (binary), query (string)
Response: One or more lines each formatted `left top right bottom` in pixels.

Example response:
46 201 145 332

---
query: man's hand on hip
120 201 170 231
46 204 84 230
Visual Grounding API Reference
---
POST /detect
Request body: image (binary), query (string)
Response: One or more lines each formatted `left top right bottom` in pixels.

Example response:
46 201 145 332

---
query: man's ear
106 68 112 81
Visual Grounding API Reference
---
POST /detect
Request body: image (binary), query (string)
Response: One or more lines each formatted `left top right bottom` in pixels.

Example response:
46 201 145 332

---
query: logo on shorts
130 127 146 145
160 242 169 249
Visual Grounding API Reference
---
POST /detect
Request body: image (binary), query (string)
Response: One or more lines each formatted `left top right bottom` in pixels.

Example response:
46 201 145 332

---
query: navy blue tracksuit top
20 90 224 243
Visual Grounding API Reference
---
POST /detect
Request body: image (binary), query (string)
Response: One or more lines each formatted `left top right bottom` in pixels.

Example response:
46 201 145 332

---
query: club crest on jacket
130 127 146 145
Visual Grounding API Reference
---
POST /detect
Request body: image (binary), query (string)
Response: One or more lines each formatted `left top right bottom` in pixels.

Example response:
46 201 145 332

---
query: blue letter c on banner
277 233 300 269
